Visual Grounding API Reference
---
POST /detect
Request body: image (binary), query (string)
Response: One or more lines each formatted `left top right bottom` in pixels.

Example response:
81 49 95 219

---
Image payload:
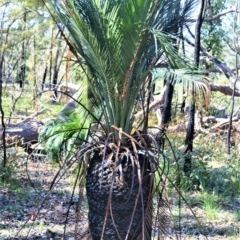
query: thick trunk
86 150 152 240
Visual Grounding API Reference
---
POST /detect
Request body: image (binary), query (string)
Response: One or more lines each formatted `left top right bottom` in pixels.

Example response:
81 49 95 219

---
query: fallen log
167 115 240 133
0 121 43 146
210 115 240 131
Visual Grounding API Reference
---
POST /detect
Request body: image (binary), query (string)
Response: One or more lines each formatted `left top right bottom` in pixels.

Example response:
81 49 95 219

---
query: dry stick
134 85 167 119
183 32 236 82
16 108 47 124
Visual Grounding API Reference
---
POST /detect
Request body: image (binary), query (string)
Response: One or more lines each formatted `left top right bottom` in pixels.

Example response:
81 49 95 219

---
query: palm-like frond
49 0 198 139
39 83 95 161
39 110 90 161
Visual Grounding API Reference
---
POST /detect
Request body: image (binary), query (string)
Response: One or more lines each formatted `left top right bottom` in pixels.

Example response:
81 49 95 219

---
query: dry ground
0 150 239 240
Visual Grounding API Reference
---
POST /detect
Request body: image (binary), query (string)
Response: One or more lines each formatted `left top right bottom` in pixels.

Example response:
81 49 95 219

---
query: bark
33 34 37 108
0 121 43 145
0 5 8 178
86 149 153 240
49 28 54 89
184 0 205 176
134 85 167 119
18 11 27 88
184 106 194 175
194 0 205 67
52 31 64 97
160 79 174 127
155 78 174 151
209 82 240 96
42 64 48 91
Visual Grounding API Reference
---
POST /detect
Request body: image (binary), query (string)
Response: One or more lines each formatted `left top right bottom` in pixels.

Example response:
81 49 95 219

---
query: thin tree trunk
52 31 62 97
0 5 8 182
18 11 27 88
227 2 239 154
49 28 55 89
156 76 174 151
41 64 48 92
33 34 38 110
184 0 205 176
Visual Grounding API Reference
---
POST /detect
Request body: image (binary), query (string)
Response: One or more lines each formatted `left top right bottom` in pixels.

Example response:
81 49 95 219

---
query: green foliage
0 148 26 190
49 0 199 138
202 0 227 60
200 192 221 220
166 132 240 197
0 160 17 186
39 109 90 162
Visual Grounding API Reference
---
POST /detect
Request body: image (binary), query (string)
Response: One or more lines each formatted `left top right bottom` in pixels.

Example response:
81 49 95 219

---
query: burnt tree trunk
86 148 153 240
184 0 205 176
156 76 174 151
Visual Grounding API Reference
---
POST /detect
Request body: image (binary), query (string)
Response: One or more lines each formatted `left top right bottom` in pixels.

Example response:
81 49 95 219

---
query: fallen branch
17 108 48 124
210 115 240 131
134 85 167 119
209 83 240 96
184 32 240 96
0 121 43 145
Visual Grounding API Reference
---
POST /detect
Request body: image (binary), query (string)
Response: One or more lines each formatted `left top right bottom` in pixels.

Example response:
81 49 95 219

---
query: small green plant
38 221 45 229
0 156 19 188
234 211 240 222
200 193 221 220
206 166 237 195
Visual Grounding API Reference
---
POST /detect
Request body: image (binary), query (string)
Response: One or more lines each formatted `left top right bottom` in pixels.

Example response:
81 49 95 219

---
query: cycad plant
47 0 200 239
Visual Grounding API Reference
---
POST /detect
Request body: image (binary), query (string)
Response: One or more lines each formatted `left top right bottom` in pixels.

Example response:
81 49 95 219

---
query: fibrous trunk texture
86 149 152 240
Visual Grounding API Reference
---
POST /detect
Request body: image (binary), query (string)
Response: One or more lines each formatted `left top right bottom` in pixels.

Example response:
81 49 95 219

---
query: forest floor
0 148 239 240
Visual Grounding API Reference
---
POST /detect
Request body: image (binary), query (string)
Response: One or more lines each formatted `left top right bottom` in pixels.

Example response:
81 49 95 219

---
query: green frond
153 68 211 107
39 106 91 161
49 0 198 139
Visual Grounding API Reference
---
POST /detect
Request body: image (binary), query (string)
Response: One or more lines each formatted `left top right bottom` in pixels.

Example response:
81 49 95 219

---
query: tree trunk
86 149 153 240
155 77 174 151
52 31 62 97
183 103 195 175
18 11 27 89
184 0 205 176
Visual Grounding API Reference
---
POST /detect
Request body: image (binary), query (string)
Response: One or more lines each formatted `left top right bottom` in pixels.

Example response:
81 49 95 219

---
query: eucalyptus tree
48 0 202 239
201 0 227 68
